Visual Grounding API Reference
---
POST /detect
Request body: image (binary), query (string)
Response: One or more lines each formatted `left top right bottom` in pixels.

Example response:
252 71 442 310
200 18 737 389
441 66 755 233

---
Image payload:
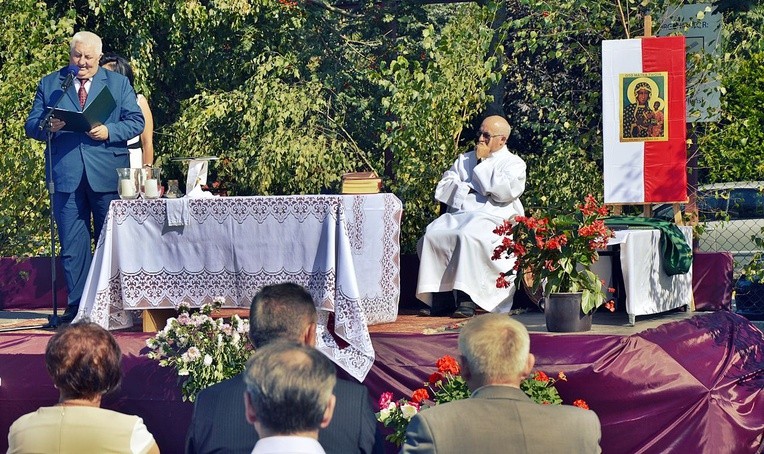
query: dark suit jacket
185 373 382 454
25 66 144 193
401 385 601 454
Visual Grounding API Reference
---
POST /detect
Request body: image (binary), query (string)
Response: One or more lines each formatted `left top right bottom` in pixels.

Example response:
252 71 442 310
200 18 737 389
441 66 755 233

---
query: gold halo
626 77 660 104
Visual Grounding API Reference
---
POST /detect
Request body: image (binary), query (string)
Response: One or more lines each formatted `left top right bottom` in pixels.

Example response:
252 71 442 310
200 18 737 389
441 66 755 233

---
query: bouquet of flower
493 194 615 315
145 297 253 401
376 392 423 446
376 355 589 445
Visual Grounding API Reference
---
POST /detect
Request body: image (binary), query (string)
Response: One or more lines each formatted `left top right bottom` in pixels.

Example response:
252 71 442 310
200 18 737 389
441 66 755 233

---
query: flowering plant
493 194 615 315
376 355 588 446
145 297 253 401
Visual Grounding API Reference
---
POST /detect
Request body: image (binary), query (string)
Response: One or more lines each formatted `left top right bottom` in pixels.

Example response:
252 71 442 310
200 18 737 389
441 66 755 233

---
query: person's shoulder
97 67 130 85
196 373 246 402
335 377 367 393
532 401 599 423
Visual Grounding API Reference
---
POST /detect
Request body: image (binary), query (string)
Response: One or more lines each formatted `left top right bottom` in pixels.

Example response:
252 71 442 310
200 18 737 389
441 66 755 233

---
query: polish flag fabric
602 37 687 204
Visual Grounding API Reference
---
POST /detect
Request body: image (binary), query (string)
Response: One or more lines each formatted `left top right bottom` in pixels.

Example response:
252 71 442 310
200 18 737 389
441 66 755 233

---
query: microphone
61 65 79 91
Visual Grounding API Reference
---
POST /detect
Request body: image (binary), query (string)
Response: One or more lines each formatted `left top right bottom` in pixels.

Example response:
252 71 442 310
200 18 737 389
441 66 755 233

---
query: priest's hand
476 142 491 160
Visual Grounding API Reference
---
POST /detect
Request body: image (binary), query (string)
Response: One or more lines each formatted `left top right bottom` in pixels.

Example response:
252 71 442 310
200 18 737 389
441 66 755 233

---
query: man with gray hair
25 31 144 324
401 314 602 453
244 341 337 453
186 282 381 453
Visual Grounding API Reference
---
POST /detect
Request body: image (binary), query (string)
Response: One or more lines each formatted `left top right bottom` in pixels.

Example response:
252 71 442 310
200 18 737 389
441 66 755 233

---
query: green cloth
604 216 693 276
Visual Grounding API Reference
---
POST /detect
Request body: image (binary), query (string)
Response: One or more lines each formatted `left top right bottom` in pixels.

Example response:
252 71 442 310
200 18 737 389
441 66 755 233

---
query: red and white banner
602 37 687 204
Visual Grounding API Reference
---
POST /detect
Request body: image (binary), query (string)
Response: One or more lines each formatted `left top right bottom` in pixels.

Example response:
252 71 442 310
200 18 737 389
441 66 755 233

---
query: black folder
48 86 117 133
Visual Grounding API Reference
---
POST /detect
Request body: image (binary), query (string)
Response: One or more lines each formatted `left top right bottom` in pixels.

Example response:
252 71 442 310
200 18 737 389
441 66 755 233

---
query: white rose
203 354 213 366
377 408 391 422
400 403 418 420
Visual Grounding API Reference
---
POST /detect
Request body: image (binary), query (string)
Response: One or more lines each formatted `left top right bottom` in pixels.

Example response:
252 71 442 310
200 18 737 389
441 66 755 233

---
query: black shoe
452 301 477 319
422 291 455 317
59 305 79 324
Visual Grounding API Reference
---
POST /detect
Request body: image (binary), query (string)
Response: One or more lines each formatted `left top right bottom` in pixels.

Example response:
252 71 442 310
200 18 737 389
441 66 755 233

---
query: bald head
477 116 511 153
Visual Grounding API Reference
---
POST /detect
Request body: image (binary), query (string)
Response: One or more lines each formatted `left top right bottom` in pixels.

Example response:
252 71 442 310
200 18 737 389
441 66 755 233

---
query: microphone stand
0 75 76 333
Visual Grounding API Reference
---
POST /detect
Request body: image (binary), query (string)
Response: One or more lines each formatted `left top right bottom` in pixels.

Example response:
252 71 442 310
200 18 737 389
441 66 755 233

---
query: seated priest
415 115 526 318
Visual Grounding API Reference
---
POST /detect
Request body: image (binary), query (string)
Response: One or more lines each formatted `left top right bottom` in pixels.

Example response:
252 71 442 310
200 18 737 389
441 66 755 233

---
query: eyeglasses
477 131 504 141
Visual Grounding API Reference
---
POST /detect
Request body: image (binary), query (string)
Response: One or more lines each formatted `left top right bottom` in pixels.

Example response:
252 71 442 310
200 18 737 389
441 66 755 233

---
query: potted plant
492 194 615 332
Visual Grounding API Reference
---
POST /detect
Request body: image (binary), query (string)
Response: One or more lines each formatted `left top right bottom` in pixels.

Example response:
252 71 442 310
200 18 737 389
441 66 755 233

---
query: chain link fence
659 182 764 319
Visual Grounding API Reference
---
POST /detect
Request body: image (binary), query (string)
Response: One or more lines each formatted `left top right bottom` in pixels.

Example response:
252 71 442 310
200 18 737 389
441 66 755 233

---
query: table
75 194 402 381
592 226 694 325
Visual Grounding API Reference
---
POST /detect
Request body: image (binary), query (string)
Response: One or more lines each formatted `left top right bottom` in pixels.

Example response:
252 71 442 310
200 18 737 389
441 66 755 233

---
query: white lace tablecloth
75 194 402 381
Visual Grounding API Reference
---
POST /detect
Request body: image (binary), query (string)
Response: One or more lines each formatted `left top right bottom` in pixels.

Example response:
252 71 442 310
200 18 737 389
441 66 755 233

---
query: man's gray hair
244 341 336 434
458 313 530 382
70 31 102 55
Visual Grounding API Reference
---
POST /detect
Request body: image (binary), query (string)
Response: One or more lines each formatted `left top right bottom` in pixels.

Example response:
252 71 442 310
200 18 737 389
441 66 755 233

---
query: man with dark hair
186 282 381 454
244 341 337 453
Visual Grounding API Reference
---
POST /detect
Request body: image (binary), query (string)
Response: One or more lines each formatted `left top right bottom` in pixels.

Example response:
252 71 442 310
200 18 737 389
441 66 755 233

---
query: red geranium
436 355 460 375
493 194 614 315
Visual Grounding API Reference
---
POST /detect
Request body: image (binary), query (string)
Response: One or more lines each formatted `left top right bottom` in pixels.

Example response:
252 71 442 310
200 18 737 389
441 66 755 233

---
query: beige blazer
401 385 601 454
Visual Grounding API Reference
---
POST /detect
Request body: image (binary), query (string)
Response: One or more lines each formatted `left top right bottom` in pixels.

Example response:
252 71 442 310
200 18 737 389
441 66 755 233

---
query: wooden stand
142 309 176 332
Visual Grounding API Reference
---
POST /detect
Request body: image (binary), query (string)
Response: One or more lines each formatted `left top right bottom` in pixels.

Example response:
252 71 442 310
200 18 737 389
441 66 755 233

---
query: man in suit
25 31 144 323
185 283 382 454
401 314 602 454
243 341 337 453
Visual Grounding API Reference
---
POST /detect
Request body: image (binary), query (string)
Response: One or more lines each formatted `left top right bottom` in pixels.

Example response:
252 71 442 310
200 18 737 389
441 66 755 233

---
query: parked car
653 181 764 277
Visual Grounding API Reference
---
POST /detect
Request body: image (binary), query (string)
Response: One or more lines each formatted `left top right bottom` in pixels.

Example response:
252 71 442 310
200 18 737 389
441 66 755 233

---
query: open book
47 86 116 133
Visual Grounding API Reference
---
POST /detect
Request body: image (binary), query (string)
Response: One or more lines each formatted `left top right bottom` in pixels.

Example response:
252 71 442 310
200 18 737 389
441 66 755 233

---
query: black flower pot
544 292 593 332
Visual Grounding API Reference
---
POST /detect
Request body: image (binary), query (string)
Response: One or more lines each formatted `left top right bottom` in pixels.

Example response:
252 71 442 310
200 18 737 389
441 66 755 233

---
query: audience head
100 52 135 86
249 282 318 348
477 115 511 152
45 322 122 401
243 340 337 438
69 31 102 79
458 313 534 390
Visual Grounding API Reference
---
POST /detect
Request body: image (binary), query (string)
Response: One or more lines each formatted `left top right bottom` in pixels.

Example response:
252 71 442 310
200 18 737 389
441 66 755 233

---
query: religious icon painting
619 72 668 142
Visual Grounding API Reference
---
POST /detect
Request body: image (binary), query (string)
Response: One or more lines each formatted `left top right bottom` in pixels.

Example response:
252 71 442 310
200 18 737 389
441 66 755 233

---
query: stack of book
341 171 382 194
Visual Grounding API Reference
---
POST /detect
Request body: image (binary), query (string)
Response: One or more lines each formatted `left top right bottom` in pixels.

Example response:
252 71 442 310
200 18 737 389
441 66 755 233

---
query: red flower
604 300 616 312
557 371 567 381
428 372 443 385
573 399 590 410
411 388 429 404
534 371 549 382
436 355 460 375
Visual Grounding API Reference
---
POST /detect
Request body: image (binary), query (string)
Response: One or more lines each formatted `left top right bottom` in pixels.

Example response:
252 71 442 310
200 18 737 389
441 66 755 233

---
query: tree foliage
1 0 763 257
0 0 75 256
379 2 507 252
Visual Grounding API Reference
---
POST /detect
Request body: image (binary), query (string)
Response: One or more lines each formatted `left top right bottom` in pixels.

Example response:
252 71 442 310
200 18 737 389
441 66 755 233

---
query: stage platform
1 307 763 453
